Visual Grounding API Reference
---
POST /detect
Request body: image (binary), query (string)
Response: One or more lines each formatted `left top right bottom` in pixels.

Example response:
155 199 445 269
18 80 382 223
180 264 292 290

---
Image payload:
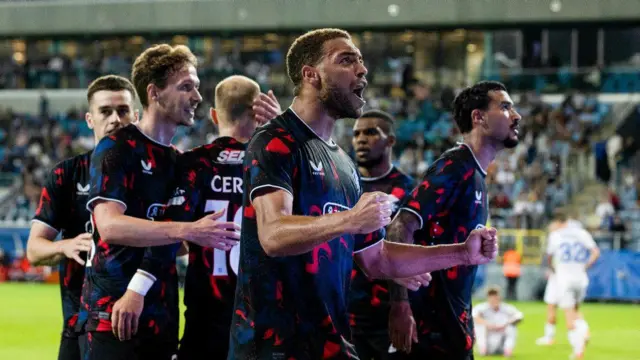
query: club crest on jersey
146 203 167 220
168 188 186 206
323 202 349 214
141 160 153 175
76 183 90 196
310 161 325 176
216 150 245 164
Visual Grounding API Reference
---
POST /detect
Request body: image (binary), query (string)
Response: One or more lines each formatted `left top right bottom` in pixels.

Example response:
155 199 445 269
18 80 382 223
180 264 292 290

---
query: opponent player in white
544 211 600 359
473 286 523 358
536 212 590 346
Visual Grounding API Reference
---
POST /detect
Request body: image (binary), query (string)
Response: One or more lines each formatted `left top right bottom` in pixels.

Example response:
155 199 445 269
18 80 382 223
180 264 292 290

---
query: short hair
86 75 136 105
552 208 569 222
131 44 198 108
487 285 501 297
359 109 396 135
215 75 261 122
286 28 351 96
452 81 507 134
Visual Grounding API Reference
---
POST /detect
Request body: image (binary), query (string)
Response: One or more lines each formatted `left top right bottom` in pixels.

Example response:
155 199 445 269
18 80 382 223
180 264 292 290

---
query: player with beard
228 28 499 360
158 75 281 360
387 81 521 360
349 110 419 360
80 44 240 360
28 75 137 360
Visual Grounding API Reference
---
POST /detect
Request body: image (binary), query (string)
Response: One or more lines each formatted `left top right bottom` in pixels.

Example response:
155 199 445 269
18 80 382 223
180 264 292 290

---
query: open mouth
352 82 367 100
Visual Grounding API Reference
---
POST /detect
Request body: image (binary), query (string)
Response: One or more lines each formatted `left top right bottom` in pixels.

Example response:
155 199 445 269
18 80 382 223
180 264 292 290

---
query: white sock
575 319 589 337
568 329 585 355
544 323 556 339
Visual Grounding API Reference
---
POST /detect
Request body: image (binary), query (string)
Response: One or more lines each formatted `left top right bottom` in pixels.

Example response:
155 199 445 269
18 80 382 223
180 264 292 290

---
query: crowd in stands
1 48 639 278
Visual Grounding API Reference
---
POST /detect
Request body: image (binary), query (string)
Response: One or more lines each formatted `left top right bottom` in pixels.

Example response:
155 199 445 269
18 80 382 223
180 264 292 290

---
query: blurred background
0 0 639 359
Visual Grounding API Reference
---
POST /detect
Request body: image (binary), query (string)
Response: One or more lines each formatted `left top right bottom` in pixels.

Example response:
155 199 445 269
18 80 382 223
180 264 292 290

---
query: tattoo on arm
387 211 420 302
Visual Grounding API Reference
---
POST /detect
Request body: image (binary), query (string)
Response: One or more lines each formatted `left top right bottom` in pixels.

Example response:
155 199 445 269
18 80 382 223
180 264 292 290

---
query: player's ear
210 107 219 126
133 109 140 122
471 109 486 129
147 84 158 105
302 64 320 89
85 110 94 130
387 134 396 147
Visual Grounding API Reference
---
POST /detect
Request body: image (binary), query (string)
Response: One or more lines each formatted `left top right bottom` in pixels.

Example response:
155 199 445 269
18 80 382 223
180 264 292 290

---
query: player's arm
354 226 495 280
584 231 600 270
472 305 490 327
248 129 390 257
27 163 92 266
377 159 471 300
505 304 524 326
254 189 389 257
89 139 238 248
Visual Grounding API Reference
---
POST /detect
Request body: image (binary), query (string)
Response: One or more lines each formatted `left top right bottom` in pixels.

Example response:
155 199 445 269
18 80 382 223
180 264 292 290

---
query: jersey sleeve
86 136 129 212
545 233 558 255
353 227 385 254
246 130 296 203
504 303 524 321
580 229 598 249
137 158 203 285
398 158 468 229
472 302 488 318
32 161 69 232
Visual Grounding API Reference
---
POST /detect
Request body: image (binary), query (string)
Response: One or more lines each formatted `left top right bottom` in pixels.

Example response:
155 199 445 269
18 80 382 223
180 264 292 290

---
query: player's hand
392 273 431 291
111 289 144 341
389 301 418 353
348 192 393 234
59 233 93 265
253 90 282 125
187 210 241 250
463 227 498 265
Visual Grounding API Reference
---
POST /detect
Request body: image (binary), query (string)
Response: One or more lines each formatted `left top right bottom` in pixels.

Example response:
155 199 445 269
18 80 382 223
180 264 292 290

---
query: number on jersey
558 242 590 263
204 200 242 276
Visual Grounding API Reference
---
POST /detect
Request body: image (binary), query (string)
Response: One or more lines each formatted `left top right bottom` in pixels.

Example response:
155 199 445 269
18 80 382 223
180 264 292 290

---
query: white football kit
546 226 597 309
473 302 523 355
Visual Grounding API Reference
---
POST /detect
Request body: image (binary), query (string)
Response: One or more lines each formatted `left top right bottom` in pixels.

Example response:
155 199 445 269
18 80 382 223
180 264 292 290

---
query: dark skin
352 116 394 178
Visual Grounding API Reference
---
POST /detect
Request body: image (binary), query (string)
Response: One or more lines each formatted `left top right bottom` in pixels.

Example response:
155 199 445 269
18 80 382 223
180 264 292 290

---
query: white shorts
543 274 558 305
556 277 588 309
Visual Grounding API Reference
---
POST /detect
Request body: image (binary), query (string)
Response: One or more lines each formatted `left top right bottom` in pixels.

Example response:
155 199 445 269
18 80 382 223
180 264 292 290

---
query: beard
356 154 384 169
502 135 519 149
319 81 361 119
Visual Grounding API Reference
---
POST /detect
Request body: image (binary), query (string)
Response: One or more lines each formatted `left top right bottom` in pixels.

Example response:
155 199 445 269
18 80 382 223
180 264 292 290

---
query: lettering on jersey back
216 150 245 164
211 175 243 194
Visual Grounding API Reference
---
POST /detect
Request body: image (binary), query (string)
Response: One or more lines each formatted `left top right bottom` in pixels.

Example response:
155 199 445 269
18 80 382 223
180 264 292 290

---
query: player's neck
290 96 336 142
218 127 250 144
138 109 177 147
359 160 392 179
462 132 497 172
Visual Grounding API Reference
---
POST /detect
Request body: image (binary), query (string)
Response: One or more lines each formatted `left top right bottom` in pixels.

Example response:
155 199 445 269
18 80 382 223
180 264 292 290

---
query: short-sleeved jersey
546 226 597 282
472 302 523 328
32 151 92 338
349 166 415 333
229 109 385 360
164 136 245 331
80 124 179 336
398 143 489 356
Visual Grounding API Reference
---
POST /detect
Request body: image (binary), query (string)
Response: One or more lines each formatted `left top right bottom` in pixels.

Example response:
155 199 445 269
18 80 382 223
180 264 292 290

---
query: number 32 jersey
164 136 246 328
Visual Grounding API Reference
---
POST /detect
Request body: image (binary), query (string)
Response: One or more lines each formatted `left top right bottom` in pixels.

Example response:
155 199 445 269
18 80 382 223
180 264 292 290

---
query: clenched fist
348 192 393 234
463 226 499 265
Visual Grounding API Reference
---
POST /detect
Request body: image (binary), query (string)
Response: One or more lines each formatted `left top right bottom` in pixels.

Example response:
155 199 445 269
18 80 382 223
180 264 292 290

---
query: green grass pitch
1 283 639 359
